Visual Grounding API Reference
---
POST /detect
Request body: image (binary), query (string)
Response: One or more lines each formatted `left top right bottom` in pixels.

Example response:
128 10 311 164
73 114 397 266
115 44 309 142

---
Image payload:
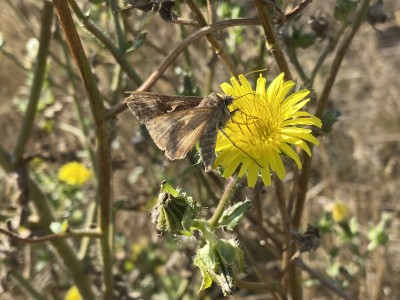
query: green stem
208 177 238 229
13 1 53 163
9 269 46 300
78 201 98 260
286 43 308 82
0 48 29 72
58 34 97 175
0 227 102 243
108 0 126 51
68 0 142 85
53 1 113 298
309 23 348 87
315 0 370 118
29 179 97 299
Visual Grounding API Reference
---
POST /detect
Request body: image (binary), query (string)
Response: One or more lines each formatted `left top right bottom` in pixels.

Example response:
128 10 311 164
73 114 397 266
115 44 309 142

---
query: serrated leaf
160 181 179 197
216 240 237 264
197 243 216 269
218 199 252 230
197 268 213 292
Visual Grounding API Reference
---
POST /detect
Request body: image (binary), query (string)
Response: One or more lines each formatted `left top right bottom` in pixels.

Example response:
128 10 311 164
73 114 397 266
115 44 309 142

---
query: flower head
214 73 322 187
58 162 92 186
331 201 349 223
64 285 82 300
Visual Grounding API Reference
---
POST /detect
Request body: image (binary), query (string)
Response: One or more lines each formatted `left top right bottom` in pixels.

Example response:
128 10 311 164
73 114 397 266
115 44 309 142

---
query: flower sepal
151 182 201 236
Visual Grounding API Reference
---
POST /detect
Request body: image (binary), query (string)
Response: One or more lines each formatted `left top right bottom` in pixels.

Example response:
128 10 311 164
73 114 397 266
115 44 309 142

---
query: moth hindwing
125 91 233 171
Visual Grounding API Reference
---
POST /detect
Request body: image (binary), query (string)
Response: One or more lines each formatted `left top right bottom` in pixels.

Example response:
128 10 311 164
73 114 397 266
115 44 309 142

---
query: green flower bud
151 182 201 235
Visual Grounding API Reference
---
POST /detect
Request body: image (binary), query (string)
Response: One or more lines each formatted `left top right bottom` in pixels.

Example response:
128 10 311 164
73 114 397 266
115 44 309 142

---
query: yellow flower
58 162 92 186
64 285 82 300
332 201 349 223
214 73 322 187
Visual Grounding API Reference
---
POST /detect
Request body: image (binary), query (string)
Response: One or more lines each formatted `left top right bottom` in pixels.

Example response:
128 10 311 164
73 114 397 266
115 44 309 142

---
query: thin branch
106 17 261 118
291 0 371 228
295 258 353 300
185 0 238 78
284 0 313 23
0 227 102 243
253 0 292 80
78 202 98 260
237 279 286 298
274 177 292 291
0 144 97 299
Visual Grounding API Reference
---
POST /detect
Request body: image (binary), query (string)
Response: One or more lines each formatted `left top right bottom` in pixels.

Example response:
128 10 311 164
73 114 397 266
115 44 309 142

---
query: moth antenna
244 68 270 78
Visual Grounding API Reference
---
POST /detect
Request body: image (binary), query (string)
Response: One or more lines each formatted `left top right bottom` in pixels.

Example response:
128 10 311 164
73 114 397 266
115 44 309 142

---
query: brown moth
125 91 234 172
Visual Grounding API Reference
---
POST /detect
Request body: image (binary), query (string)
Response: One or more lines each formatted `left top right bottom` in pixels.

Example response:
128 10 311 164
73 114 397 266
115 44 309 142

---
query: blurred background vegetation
0 0 399 299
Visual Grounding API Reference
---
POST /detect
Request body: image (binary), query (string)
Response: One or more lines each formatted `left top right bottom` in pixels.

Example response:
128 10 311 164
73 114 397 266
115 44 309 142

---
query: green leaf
349 216 359 235
367 212 391 250
160 181 179 197
327 261 340 277
197 268 213 293
321 111 341 133
318 214 334 232
329 247 340 258
50 220 68 234
218 199 252 230
334 0 358 23
294 33 316 49
125 31 147 53
194 239 244 296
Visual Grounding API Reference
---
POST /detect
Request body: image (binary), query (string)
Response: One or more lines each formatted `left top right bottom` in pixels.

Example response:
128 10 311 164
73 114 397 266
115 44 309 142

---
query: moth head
223 95 234 106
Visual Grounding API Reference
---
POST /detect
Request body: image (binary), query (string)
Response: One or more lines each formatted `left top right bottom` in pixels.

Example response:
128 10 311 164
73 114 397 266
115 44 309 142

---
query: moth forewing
125 91 203 122
125 91 234 171
145 109 211 160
